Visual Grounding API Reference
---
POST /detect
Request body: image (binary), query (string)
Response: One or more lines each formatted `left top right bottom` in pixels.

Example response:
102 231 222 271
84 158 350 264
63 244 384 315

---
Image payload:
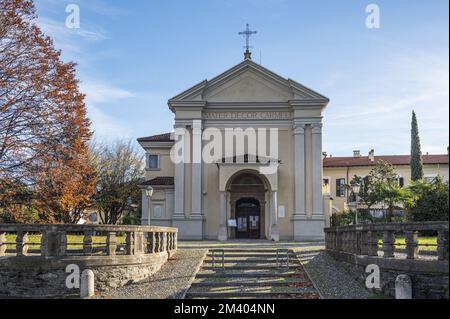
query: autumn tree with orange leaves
0 0 96 223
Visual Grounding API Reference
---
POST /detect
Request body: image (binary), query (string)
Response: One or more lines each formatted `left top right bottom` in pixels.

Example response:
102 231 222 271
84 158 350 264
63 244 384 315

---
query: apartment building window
153 205 162 218
336 178 346 197
323 178 330 194
425 175 437 183
148 154 160 170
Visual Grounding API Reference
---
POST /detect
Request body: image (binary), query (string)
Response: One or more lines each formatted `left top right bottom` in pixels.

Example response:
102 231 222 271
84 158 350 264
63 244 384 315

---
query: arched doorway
228 172 267 239
235 198 261 239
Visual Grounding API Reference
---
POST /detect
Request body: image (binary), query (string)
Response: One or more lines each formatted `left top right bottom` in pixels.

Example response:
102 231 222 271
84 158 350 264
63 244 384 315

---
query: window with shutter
336 178 346 197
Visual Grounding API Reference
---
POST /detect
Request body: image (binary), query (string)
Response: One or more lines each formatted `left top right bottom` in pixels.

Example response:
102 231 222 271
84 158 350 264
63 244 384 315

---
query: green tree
350 160 404 222
377 183 406 222
410 111 424 181
405 177 449 222
370 160 404 222
350 175 378 211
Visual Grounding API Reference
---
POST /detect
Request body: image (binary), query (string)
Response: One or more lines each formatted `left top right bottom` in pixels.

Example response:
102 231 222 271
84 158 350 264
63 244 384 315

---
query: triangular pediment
169 59 329 105
206 70 292 102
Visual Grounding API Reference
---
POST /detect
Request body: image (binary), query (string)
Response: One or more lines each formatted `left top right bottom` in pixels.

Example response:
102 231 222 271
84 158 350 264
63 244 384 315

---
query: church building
138 48 332 241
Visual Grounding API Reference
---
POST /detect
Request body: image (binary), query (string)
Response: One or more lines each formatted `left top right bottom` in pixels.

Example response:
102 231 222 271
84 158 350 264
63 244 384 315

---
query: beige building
138 55 449 241
138 57 331 241
323 150 449 214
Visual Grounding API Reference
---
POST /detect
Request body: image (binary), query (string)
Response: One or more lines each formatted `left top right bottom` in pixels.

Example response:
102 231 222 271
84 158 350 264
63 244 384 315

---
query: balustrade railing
325 221 449 261
0 224 178 258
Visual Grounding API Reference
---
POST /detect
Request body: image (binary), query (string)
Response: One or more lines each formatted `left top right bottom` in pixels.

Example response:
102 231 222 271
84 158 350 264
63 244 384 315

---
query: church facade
138 57 331 241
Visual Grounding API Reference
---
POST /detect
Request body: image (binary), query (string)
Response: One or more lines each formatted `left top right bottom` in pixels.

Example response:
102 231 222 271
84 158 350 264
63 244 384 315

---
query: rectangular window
148 154 160 169
336 178 346 197
323 178 330 194
153 205 162 218
398 177 404 188
425 175 437 183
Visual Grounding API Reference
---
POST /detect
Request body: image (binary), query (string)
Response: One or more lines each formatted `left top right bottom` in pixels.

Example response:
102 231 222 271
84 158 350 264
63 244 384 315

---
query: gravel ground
100 249 207 299
299 250 377 299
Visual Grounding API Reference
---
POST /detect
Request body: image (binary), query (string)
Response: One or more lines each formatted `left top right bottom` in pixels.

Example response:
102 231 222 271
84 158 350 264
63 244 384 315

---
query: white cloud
80 82 134 104
37 17 109 42
89 105 132 140
79 81 135 140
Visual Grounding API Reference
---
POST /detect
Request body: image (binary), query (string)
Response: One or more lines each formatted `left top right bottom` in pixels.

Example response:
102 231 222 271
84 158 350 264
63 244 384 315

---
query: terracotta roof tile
137 133 173 143
140 177 174 186
323 154 448 168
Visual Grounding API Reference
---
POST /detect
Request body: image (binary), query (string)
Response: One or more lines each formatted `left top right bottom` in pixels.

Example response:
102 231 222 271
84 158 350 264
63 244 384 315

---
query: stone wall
0 224 178 298
0 252 170 298
327 250 449 299
325 222 449 299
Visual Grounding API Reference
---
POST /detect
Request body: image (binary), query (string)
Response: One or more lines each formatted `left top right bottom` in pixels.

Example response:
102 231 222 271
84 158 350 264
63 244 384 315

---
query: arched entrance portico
217 163 280 242
228 173 267 239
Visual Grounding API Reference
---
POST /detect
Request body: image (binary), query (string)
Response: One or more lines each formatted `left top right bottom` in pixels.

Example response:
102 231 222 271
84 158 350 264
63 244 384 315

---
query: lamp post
351 184 361 224
145 186 154 226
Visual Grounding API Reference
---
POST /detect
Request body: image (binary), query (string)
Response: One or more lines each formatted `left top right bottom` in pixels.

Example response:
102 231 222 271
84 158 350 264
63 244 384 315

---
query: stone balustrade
325 221 449 260
0 224 178 298
325 221 449 299
0 224 178 257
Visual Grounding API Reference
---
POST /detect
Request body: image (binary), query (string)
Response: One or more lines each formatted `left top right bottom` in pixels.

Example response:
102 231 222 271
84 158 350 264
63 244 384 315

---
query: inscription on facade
203 111 291 120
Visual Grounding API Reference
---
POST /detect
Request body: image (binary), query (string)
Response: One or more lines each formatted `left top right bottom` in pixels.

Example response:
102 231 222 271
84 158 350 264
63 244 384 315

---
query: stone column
173 127 186 218
294 121 325 241
218 191 227 241
41 229 67 257
293 123 306 216
293 122 307 241
191 120 202 217
0 232 6 257
270 191 279 242
311 123 324 216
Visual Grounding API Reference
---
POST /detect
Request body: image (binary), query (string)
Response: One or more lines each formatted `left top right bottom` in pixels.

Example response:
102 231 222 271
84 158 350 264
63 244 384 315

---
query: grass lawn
3 235 438 252
4 234 126 250
378 237 437 251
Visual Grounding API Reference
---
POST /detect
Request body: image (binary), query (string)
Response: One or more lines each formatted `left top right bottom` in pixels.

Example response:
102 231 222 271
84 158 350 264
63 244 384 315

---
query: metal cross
239 24 257 51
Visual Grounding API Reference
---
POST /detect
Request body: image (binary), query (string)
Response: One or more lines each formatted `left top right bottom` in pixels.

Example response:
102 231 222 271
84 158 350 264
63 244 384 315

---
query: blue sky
34 0 449 156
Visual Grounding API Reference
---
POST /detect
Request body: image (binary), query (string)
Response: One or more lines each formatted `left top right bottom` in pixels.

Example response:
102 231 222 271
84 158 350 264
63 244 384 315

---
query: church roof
323 154 449 168
168 59 329 108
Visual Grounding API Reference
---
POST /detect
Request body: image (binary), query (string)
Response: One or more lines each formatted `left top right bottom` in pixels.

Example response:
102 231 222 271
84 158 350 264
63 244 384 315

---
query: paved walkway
298 250 376 299
100 249 207 299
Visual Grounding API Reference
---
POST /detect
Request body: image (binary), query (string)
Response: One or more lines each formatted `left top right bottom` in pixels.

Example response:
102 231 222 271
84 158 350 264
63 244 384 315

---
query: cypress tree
410 111 424 181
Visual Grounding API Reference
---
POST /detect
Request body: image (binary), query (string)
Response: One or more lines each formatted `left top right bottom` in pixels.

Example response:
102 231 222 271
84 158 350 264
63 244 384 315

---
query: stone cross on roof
239 24 257 60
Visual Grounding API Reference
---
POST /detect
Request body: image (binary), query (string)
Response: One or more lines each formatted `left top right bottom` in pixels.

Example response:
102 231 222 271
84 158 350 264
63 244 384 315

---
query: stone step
206 253 295 258
195 271 305 278
208 249 289 253
203 258 298 264
191 278 310 287
188 286 315 294
185 289 319 299
201 264 300 270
